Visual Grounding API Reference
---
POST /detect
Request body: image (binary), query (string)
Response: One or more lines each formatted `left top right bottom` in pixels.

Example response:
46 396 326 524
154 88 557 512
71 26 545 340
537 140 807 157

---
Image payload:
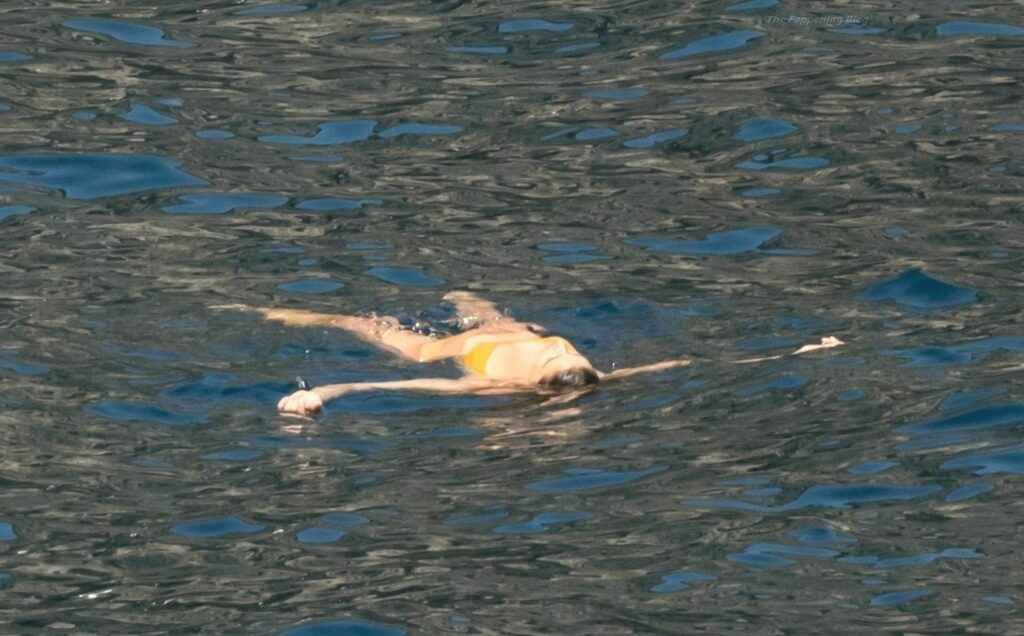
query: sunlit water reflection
2 1 1024 633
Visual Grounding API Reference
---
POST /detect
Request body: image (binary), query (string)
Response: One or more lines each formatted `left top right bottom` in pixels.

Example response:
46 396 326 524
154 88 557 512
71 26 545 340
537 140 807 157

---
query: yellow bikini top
462 341 499 375
461 336 562 376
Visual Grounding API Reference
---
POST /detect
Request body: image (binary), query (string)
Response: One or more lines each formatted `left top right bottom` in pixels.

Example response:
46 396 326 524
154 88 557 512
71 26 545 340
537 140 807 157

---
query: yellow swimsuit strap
462 341 499 375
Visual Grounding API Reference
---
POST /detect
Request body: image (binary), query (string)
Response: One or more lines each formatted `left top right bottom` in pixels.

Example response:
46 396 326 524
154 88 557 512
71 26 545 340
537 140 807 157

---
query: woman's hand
277 389 324 416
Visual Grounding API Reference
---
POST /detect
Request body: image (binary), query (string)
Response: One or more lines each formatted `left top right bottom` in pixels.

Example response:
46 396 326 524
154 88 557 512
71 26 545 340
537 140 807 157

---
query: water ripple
171 517 265 538
899 404 1024 435
281 619 406 636
661 31 763 60
629 227 781 255
650 571 715 593
164 192 288 214
527 465 667 493
259 121 377 146
942 446 1024 475
64 17 191 47
493 511 592 534
499 19 574 34
120 103 177 126
686 483 942 512
378 123 463 139
0 154 205 199
86 400 205 427
860 269 977 309
870 589 933 607
936 21 1024 37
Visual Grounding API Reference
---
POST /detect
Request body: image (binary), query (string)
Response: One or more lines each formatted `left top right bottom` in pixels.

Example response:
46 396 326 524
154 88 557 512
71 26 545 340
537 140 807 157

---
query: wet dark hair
538 366 601 390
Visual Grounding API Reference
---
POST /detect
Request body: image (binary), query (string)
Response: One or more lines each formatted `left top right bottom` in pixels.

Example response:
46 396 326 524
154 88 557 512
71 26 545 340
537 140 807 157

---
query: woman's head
538 365 600 389
529 336 600 389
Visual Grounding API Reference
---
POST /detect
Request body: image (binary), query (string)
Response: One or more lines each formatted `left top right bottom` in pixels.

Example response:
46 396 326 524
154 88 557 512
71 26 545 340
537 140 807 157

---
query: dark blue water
2 1 1024 633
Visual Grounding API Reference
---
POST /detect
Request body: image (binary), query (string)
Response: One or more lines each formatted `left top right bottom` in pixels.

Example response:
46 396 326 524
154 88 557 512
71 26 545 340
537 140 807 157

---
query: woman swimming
220 291 842 416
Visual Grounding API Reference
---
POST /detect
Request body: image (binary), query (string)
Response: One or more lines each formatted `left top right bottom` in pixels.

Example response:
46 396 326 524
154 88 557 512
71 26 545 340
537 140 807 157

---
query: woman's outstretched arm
599 337 845 382
598 359 693 382
732 336 845 364
278 377 531 415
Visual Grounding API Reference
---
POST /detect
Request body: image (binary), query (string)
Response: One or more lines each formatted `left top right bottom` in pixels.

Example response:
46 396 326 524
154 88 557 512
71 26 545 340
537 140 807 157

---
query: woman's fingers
791 336 845 355
277 390 323 415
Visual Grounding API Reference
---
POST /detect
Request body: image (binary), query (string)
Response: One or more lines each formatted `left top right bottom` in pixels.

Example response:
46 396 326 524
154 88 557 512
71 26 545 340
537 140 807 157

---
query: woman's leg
441 291 553 336
251 307 435 362
443 291 508 327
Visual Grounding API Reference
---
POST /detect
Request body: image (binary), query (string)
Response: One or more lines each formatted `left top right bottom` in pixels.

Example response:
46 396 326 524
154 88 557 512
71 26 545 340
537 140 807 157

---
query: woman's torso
459 329 552 380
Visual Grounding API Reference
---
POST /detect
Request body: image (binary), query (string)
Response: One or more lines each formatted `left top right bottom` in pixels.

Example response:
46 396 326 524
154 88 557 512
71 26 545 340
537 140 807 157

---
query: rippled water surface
3 1 1024 633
